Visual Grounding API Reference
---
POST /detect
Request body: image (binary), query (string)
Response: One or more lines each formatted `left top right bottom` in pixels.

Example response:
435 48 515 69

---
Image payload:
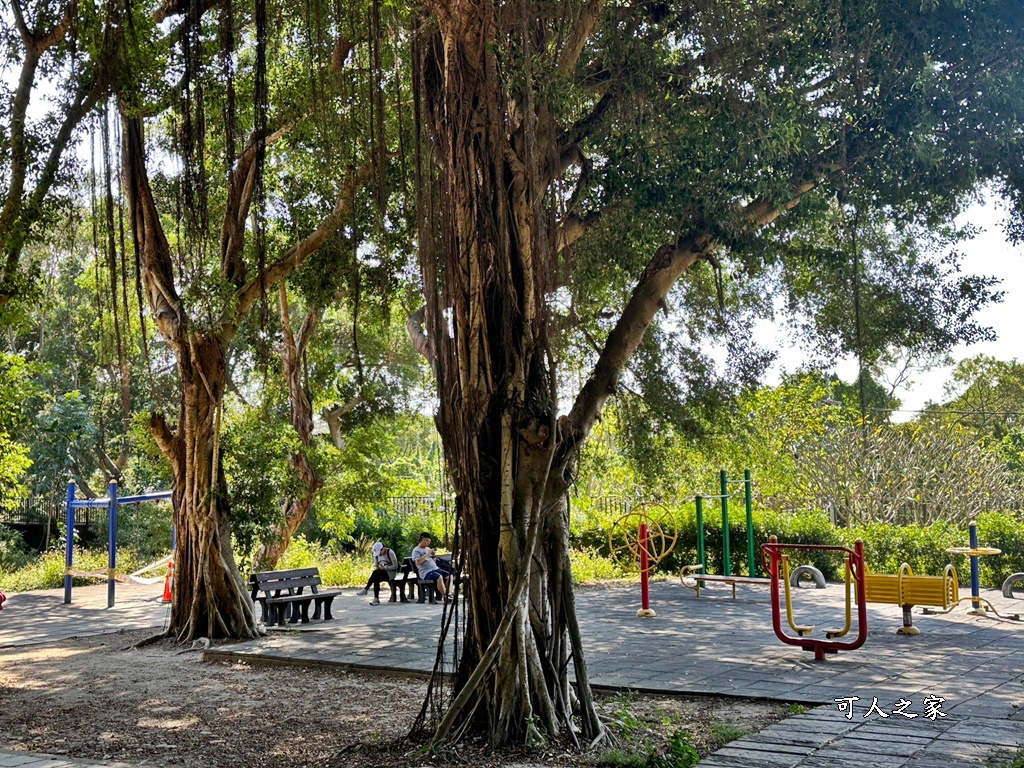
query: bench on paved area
400 556 467 604
249 568 342 627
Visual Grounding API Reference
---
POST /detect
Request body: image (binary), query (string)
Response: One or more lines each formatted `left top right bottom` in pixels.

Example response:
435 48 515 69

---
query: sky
759 195 1023 419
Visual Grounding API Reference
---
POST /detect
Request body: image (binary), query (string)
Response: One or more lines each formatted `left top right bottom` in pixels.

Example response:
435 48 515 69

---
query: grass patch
708 721 747 746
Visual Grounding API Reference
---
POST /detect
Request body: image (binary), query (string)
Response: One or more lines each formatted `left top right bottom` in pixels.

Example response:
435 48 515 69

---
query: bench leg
321 596 335 621
312 600 322 620
417 583 426 604
897 604 921 635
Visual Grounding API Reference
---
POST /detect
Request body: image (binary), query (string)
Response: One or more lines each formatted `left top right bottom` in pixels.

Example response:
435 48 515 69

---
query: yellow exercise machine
861 562 959 635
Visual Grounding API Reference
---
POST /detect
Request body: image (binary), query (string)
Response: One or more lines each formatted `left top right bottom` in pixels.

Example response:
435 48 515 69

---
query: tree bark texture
416 3 604 747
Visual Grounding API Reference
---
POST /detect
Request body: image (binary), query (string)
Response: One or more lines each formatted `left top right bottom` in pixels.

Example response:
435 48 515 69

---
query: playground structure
762 537 869 661
64 480 174 607
681 470 825 597
609 504 677 618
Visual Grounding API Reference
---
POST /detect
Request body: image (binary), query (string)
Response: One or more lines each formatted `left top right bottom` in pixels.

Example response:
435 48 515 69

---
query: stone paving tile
6 580 1024 767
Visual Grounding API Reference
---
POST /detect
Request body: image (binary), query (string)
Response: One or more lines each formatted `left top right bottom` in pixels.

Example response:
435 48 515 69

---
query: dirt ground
0 629 791 767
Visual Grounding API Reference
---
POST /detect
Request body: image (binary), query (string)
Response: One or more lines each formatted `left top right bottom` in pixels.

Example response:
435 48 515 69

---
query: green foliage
222 408 304 568
274 536 371 587
976 512 1024 588
607 693 644 744
0 353 39 506
0 546 151 593
0 527 33 572
707 722 747 746
571 548 632 582
647 730 700 768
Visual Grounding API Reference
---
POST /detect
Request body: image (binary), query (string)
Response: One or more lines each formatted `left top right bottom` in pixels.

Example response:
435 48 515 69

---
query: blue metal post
64 481 75 604
969 520 981 612
107 481 118 608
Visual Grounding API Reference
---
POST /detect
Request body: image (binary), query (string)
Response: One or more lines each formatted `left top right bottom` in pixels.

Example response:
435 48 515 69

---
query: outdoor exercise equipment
862 562 959 635
609 504 677 618
681 470 826 597
921 520 1022 623
692 470 756 579
762 537 868 661
64 480 174 607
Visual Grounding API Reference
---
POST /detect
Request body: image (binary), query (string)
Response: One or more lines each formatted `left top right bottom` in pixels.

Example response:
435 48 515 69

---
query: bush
0 526 32 571
571 547 632 582
976 511 1024 587
275 536 368 588
0 546 151 593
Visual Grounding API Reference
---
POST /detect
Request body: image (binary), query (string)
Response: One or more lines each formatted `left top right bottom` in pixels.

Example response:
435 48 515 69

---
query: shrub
0 546 150 593
0 526 32 571
976 511 1024 587
571 547 632 582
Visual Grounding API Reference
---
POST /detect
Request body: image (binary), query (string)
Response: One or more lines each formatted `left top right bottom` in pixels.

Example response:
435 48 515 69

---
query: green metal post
720 470 730 576
745 469 756 577
696 495 705 580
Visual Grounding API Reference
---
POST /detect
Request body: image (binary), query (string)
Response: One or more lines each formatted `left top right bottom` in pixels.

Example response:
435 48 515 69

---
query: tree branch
122 110 184 344
230 161 374 331
406 305 433 363
557 0 606 75
148 412 178 464
221 121 300 288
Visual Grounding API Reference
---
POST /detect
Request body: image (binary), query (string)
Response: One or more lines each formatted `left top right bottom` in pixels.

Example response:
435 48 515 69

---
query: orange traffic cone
162 561 174 603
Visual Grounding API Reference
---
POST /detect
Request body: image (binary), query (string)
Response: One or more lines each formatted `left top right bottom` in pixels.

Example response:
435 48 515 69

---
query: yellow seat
861 563 959 635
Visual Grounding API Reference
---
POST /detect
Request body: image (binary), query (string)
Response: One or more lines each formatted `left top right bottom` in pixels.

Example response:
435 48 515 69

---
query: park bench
400 555 464 604
249 568 342 627
860 562 958 635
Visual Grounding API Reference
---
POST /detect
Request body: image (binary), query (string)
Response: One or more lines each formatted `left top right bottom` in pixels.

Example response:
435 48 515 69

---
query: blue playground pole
107 481 117 609
969 520 981 613
64 481 76 604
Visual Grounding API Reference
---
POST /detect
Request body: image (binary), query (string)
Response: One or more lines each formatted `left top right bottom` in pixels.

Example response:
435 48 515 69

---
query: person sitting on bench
411 532 450 601
358 542 399 605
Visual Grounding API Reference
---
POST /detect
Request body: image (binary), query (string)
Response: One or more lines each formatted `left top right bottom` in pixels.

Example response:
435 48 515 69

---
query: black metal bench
249 567 342 627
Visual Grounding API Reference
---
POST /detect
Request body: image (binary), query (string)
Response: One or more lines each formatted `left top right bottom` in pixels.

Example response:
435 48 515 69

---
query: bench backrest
250 568 323 598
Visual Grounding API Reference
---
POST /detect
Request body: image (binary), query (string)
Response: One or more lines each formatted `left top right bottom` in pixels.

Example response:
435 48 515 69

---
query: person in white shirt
358 541 399 605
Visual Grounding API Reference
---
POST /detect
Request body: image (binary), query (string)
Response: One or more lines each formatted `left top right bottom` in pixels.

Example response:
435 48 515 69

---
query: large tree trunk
124 111 260 641
415 4 603 748
152 336 259 640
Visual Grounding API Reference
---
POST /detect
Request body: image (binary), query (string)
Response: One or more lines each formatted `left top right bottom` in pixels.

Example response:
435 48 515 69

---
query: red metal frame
761 538 868 661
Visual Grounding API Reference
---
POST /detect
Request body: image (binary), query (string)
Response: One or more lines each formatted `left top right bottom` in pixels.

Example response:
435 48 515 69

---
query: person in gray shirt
411 532 450 600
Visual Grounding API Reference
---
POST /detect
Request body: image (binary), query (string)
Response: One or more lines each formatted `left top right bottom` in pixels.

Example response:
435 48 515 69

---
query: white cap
372 542 383 555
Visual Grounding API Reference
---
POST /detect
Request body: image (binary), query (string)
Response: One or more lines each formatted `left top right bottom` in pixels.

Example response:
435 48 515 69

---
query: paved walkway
0 583 169 648
3 579 1024 766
